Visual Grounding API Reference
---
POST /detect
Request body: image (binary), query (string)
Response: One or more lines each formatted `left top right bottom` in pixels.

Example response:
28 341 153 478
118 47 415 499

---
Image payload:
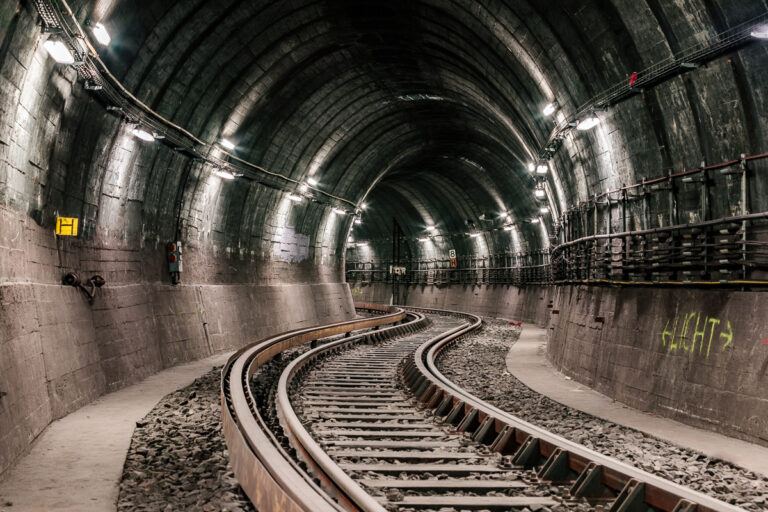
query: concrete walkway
0 352 232 512
506 326 768 477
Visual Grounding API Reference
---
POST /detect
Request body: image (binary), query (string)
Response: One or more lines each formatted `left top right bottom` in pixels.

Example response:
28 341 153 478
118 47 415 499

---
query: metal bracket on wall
62 273 105 303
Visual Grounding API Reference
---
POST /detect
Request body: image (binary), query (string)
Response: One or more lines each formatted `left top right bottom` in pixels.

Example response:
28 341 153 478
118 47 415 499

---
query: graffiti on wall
661 313 733 358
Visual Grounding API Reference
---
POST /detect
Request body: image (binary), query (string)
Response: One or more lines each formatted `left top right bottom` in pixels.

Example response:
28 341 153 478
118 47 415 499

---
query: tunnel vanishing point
0 0 768 505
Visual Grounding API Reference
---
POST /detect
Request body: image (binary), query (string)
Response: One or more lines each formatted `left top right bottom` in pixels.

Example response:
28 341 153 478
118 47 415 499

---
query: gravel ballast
116 329 364 511
116 317 767 511
116 367 255 512
436 319 768 511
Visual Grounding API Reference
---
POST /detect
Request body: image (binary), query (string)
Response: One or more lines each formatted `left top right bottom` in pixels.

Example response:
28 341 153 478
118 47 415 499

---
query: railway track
221 304 747 512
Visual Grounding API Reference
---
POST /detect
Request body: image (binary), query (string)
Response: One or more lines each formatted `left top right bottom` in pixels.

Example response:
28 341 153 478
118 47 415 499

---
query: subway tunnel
1 0 768 510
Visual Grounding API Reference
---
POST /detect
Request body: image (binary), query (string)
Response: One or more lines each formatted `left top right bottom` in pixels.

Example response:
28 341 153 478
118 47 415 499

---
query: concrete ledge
506 326 768 477
0 352 232 512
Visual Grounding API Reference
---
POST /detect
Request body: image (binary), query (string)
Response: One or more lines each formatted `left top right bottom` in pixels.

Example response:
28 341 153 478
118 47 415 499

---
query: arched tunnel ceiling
87 0 612 240
8 0 768 270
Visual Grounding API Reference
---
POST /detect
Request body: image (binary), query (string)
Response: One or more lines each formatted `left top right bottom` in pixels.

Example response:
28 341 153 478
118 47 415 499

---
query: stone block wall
0 278 354 476
547 286 768 447
0 203 355 476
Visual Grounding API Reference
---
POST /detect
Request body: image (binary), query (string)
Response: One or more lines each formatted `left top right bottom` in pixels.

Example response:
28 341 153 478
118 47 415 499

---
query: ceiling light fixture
503 225 514 231
332 208 346 215
307 177 318 186
469 232 481 238
751 25 768 38
287 193 303 202
299 183 308 192
214 169 235 180
426 225 436 232
577 115 600 131
540 206 550 214
536 163 548 174
91 22 111 45
528 163 535 172
418 237 429 243
500 212 509 219
534 187 546 199
361 202 367 210
542 101 557 116
43 40 75 64
354 218 362 225
531 217 540 224
356 241 367 247
131 127 155 142
220 138 235 150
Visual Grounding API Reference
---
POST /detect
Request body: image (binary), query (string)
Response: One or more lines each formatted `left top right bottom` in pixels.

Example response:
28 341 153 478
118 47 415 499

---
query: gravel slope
436 320 768 511
116 330 354 511
117 367 255 512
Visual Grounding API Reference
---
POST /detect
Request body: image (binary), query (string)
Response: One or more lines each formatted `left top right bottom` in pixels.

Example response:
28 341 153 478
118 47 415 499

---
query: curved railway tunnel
0 0 767 510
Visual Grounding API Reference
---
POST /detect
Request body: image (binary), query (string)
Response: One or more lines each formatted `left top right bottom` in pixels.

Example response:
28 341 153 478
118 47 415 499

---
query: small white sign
448 249 456 258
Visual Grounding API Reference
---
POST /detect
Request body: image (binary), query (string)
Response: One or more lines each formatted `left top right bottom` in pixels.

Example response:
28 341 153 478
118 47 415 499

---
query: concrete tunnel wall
0 202 354 475
0 1 357 475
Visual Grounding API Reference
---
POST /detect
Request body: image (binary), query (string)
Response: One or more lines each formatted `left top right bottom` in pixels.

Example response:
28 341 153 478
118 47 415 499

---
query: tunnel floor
1 320 766 510
505 325 768 478
0 353 232 512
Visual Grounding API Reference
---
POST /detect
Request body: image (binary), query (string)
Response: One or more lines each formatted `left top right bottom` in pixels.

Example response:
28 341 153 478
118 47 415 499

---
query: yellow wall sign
55 217 79 236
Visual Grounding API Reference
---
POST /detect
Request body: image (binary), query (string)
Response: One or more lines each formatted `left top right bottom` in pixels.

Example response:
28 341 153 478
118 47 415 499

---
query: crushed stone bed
116 366 254 512
117 329 359 511
436 319 768 511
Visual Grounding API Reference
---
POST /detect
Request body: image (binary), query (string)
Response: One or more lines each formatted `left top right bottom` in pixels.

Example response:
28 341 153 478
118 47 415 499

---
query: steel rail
274 310 429 512
223 302 749 511
221 303 407 512
401 306 747 512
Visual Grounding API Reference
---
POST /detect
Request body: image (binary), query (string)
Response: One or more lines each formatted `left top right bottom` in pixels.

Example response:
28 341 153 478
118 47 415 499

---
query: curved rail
221 303 408 512
224 303 747 512
401 306 747 512
275 310 429 512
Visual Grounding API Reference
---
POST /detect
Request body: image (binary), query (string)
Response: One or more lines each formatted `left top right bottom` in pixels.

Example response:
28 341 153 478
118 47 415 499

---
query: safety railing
347 215 768 287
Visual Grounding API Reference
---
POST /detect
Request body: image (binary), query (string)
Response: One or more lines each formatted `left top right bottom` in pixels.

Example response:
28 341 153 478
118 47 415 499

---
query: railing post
621 188 627 233
641 178 649 230
669 171 678 226
593 195 598 236
740 154 748 281
701 162 710 222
